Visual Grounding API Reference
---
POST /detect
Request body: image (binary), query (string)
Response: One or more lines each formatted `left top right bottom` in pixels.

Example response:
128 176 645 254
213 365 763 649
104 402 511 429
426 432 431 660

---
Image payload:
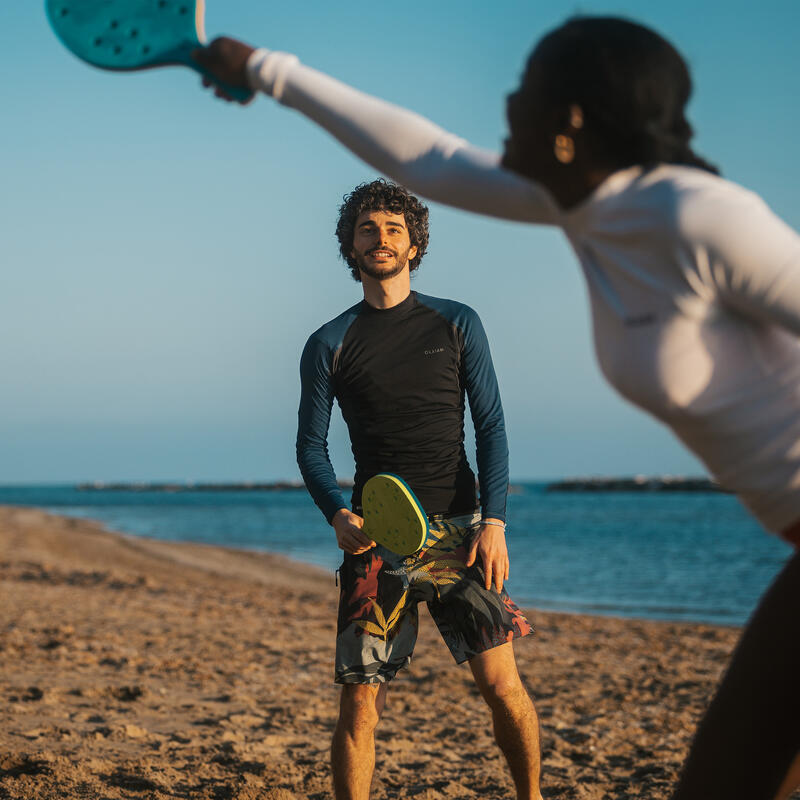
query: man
296 180 541 800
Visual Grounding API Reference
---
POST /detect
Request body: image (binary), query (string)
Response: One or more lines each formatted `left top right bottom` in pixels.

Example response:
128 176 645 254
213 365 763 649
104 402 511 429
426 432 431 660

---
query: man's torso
324 292 477 515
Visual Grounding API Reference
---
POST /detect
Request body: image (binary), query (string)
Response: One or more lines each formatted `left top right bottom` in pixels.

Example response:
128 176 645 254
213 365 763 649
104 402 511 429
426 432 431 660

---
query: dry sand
0 505 774 799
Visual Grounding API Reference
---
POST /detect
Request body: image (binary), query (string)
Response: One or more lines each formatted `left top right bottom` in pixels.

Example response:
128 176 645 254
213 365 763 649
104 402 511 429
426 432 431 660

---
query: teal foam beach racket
45 0 253 102
362 474 429 556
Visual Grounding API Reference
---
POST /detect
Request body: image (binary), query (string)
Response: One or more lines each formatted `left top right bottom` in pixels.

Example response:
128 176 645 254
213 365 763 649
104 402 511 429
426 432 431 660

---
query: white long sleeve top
248 50 800 534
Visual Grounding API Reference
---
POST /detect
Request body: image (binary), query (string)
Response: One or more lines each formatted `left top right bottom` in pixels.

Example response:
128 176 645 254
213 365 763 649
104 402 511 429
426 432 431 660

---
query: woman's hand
192 37 256 102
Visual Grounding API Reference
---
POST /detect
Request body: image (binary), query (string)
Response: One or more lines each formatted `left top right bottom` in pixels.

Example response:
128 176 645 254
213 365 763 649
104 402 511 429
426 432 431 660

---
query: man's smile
367 248 397 260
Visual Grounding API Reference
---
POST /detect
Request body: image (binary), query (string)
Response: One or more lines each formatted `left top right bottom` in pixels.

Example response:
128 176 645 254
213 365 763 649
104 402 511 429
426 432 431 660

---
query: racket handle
193 64 254 103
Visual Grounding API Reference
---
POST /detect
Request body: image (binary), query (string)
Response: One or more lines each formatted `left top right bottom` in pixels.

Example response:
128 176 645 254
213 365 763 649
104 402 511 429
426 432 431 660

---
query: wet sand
0 505 759 799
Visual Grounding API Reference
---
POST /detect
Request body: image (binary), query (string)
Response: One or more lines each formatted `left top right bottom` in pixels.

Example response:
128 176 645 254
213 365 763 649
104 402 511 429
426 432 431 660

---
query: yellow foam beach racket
362 474 429 556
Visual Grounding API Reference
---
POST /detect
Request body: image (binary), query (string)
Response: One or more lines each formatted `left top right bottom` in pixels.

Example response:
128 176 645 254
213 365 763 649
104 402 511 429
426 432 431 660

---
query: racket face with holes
362 474 429 556
46 0 205 71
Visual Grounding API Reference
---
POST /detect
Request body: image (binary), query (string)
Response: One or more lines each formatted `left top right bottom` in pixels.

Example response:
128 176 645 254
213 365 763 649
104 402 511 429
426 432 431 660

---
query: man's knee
482 674 531 715
338 684 383 734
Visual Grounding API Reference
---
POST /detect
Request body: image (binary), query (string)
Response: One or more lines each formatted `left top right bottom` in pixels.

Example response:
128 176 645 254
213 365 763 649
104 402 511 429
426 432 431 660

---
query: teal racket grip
189 42 255 104
192 64 254 102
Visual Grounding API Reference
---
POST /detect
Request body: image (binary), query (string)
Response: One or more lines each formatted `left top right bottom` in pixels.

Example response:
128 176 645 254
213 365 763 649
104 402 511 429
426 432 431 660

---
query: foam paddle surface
362 474 429 556
46 0 252 101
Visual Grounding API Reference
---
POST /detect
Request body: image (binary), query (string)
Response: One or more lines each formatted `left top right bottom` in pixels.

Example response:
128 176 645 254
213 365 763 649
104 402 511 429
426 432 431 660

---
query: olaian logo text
424 347 445 355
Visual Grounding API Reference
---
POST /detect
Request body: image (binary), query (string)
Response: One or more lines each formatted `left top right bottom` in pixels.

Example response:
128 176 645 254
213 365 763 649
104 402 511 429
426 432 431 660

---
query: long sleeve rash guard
296 292 508 525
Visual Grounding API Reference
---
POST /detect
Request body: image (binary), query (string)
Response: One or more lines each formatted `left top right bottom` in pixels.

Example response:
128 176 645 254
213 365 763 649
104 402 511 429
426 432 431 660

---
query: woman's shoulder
648 164 765 212
626 164 771 238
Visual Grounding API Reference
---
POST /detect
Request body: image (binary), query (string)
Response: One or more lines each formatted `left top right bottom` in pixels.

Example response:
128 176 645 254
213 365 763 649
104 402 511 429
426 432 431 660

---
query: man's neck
361 272 411 309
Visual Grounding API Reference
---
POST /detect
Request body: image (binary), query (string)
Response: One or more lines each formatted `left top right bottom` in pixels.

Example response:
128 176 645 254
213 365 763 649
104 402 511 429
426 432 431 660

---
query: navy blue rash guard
296 291 508 524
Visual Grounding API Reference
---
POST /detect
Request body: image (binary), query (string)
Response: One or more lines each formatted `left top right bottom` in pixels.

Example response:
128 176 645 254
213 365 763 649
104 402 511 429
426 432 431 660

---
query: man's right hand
191 37 256 102
332 509 376 555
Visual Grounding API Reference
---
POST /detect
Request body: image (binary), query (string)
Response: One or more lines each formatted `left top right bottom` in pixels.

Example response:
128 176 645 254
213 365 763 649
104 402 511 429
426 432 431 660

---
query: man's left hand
466 520 509 593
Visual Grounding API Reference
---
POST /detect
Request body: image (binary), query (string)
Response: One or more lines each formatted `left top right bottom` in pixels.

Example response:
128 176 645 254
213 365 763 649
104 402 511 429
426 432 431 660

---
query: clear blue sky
2 0 798 483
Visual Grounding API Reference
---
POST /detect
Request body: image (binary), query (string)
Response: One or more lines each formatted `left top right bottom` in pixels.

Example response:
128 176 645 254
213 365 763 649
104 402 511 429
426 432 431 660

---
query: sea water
0 484 792 626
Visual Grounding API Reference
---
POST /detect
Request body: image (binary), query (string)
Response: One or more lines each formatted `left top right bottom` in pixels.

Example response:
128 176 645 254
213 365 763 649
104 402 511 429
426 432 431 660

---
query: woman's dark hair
519 16 718 174
336 179 430 281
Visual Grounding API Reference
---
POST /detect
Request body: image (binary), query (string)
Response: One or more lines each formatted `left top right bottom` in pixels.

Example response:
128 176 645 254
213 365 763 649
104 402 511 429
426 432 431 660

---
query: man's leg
333 543 419 799
671 550 800 800
469 641 543 800
331 682 388 800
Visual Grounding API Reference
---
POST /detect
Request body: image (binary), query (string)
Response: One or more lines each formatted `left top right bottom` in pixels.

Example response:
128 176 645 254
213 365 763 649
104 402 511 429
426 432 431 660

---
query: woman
194 17 800 799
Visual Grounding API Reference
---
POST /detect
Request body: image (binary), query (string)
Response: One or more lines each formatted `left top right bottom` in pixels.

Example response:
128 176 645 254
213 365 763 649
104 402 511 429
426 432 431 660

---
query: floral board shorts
335 511 533 684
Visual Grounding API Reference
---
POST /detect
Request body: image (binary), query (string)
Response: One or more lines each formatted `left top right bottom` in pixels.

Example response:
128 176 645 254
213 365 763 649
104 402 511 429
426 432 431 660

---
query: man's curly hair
335 179 430 282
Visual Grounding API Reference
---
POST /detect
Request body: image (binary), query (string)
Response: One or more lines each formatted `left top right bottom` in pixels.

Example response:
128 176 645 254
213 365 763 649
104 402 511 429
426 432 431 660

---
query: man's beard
354 246 412 280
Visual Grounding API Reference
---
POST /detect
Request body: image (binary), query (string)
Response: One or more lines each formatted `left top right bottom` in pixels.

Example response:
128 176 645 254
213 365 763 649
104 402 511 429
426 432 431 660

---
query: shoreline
0 498 751 627
1 505 743 799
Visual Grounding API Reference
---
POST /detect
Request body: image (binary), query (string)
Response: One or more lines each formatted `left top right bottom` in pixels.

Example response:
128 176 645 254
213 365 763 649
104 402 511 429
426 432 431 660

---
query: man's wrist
331 507 350 525
480 518 506 530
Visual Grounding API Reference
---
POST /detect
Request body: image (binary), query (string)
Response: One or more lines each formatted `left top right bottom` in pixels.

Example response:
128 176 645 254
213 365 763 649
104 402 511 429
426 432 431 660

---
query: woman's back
558 164 800 530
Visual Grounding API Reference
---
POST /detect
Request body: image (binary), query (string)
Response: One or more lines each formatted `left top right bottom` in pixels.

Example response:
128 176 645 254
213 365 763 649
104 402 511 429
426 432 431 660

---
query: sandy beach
0 505 771 800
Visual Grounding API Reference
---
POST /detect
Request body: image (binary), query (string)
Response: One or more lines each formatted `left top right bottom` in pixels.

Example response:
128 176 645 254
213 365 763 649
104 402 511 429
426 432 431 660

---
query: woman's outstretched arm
195 39 559 225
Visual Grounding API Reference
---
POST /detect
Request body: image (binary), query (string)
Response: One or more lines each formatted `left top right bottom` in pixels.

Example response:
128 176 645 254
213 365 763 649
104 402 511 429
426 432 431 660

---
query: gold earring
554 134 575 164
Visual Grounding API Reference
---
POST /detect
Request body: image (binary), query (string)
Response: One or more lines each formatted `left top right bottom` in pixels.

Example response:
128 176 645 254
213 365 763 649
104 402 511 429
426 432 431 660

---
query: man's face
350 210 418 281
